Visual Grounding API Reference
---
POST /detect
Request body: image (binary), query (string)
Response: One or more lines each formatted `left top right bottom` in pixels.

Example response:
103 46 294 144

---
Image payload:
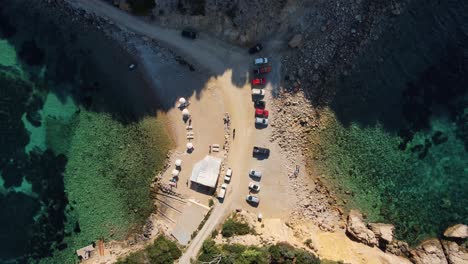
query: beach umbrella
179 97 186 104
182 109 190 116
175 159 182 167
172 169 180 177
186 142 194 150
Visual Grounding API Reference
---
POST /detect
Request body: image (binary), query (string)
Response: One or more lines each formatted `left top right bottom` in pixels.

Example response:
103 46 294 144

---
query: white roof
190 155 222 188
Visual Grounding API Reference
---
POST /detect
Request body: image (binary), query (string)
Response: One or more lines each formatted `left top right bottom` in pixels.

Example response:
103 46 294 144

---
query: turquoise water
0 1 171 263
311 0 468 245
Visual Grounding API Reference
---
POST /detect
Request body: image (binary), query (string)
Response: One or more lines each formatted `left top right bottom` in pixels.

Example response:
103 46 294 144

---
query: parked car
252 89 265 96
255 117 268 126
249 169 262 178
254 100 266 109
254 57 268 65
224 168 233 182
249 43 263 54
249 182 261 192
254 66 272 75
253 146 270 157
246 195 260 205
251 78 266 86
181 29 198 39
255 108 269 118
218 183 227 199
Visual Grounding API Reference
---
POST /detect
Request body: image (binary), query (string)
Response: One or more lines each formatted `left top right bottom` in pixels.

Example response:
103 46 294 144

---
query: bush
126 0 155 15
115 251 145 264
208 199 214 207
198 239 221 262
221 218 252 237
146 236 182 264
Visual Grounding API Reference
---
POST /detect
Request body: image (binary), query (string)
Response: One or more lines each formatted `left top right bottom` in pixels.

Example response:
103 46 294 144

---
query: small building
190 155 222 190
76 244 95 261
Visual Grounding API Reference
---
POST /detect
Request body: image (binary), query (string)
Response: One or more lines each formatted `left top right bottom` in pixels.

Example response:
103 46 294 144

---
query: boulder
410 239 448 264
444 224 468 239
441 240 468 264
368 223 395 243
288 34 303 48
346 210 377 246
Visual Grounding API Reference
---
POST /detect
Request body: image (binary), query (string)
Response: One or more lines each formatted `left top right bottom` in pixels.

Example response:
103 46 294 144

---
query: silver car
254 57 268 65
246 195 260 204
249 169 262 178
255 117 268 125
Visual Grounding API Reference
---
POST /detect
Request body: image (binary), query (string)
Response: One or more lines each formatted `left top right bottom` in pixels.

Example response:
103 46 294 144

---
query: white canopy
179 97 186 104
175 159 182 167
186 142 194 150
182 109 190 116
190 155 222 188
172 169 180 176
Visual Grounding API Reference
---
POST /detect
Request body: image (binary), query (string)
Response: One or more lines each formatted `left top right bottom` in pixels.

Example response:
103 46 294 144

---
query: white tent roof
182 109 190 116
175 159 182 166
179 97 186 104
190 155 222 188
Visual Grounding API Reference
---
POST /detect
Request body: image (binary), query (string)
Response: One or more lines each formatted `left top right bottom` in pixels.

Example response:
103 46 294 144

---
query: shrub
221 218 251 237
126 0 155 15
146 236 182 264
115 251 145 264
208 199 214 207
198 239 221 262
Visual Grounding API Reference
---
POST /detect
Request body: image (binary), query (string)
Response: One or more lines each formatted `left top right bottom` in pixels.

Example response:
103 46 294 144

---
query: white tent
172 169 180 177
190 155 222 188
186 142 194 150
175 159 182 167
182 109 190 116
179 97 186 104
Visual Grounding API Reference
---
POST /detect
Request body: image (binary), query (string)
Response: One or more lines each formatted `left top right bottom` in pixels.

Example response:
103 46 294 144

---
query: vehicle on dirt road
246 195 260 205
253 146 270 157
249 43 263 54
218 183 227 199
255 117 268 126
249 182 261 192
181 29 198 39
251 78 266 86
255 108 269 118
254 66 272 75
252 89 265 96
254 100 266 109
254 57 268 65
249 169 262 178
224 168 233 182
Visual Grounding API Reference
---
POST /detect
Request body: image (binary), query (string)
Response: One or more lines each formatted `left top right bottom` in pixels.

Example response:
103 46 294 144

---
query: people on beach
233 128 236 139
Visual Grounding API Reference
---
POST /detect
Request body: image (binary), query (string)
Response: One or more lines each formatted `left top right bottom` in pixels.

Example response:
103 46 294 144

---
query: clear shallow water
311 0 468 244
0 1 171 263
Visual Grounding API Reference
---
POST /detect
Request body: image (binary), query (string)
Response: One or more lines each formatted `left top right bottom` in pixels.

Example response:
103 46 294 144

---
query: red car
251 78 266 86
254 66 272 75
255 108 269 118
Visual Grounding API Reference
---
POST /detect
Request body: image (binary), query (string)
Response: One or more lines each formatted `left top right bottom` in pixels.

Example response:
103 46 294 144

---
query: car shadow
254 123 268 129
246 201 259 208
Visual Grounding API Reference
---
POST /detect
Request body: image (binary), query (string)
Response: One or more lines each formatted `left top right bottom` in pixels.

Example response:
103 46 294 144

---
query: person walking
233 128 236 139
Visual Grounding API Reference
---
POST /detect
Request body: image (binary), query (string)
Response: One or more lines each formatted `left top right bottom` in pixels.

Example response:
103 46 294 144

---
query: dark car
254 66 272 75
249 43 263 54
254 100 266 109
253 146 270 157
181 29 198 39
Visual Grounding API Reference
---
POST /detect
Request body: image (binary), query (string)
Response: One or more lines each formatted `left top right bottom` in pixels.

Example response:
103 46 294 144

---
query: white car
254 57 268 65
255 117 268 125
252 89 265 96
248 182 260 192
224 168 233 182
246 195 260 204
218 183 227 199
249 169 262 178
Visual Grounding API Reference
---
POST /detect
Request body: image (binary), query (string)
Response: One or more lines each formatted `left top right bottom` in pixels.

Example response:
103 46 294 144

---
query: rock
441 240 468 264
288 34 303 48
387 240 410 256
368 223 394 243
444 224 468 239
346 210 377 246
410 239 448 264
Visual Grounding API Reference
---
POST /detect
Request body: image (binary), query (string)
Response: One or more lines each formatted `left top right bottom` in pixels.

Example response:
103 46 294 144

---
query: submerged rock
288 34 303 48
410 239 448 264
441 240 468 264
444 224 468 239
368 223 394 244
346 209 377 246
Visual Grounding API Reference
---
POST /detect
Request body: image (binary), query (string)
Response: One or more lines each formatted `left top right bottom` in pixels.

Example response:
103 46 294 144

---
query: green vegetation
126 0 156 15
221 218 252 238
116 235 181 264
197 239 323 264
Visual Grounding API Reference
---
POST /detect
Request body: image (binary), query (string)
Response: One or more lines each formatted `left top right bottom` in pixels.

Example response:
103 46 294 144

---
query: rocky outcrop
441 240 468 264
346 210 377 246
410 239 448 264
288 34 303 48
444 224 468 239
386 240 410 257
368 223 394 244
